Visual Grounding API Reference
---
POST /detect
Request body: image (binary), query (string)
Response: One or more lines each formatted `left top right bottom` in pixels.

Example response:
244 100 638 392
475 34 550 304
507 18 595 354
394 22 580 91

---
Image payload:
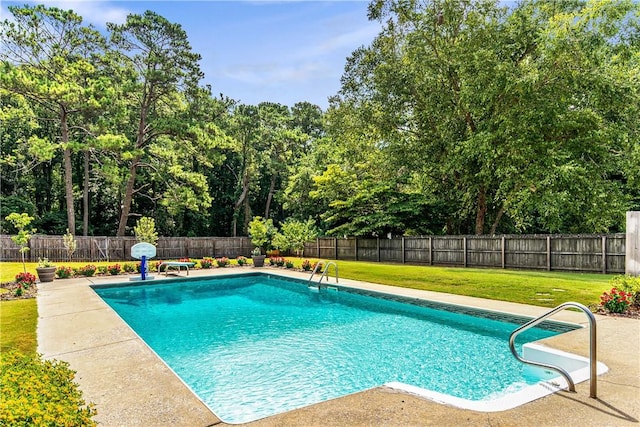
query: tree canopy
1 1 637 238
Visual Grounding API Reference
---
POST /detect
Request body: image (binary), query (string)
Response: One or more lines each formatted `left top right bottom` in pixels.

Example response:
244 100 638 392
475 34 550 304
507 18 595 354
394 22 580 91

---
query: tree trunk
61 108 75 235
116 156 140 236
489 206 505 235
83 150 90 236
264 174 277 219
475 186 486 235
117 95 149 237
232 171 250 237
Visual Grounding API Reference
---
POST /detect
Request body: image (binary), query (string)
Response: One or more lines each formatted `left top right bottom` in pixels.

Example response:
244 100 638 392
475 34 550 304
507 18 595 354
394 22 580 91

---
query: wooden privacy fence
0 235 253 263
303 234 626 274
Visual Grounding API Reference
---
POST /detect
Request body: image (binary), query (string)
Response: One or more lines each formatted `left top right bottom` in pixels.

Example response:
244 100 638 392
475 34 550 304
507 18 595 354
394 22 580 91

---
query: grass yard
0 299 37 354
335 261 611 308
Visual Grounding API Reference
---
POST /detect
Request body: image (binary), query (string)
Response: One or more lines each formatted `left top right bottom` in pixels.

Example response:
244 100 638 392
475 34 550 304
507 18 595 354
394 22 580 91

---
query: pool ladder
508 302 597 398
308 261 339 287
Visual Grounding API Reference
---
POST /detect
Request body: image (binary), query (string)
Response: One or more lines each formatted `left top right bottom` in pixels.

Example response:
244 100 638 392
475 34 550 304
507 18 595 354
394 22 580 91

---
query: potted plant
251 247 266 267
36 258 56 283
248 216 276 268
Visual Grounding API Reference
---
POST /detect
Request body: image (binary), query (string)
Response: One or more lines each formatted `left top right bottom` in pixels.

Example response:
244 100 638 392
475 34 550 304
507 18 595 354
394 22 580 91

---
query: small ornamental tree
134 216 158 246
5 212 35 273
63 228 77 262
248 216 277 254
272 218 318 257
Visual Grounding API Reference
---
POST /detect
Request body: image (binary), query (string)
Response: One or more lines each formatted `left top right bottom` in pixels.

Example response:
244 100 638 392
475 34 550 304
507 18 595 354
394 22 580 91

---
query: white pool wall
387 343 608 412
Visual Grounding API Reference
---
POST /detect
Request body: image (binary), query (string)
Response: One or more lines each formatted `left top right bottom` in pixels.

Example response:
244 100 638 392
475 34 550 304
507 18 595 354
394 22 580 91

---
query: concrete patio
37 268 640 426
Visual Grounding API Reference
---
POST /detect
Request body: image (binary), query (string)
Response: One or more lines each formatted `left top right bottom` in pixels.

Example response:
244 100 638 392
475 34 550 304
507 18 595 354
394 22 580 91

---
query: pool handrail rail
308 260 339 285
508 301 597 398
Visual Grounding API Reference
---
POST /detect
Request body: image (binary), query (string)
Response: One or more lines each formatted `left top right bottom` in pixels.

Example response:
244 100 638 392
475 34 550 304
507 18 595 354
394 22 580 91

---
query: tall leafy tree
330 0 638 235
1 5 109 234
108 10 208 236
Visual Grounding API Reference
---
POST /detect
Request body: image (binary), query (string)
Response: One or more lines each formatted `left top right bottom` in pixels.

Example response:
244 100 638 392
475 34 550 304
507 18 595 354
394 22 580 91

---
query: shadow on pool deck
37 269 640 427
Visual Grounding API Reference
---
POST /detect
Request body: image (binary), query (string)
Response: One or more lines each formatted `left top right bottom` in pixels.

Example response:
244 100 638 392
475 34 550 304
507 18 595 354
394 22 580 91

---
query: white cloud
317 24 380 55
222 60 325 85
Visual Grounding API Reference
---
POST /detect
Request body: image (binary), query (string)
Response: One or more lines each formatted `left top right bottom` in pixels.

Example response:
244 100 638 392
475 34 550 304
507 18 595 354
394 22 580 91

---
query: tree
108 11 209 236
1 5 110 235
63 228 77 262
329 0 639 235
272 218 319 256
134 216 158 245
5 212 35 272
248 216 277 254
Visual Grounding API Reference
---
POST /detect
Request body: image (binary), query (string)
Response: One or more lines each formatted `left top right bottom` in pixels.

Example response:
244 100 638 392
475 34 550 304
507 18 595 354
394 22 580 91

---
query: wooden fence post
547 236 552 271
429 236 433 265
334 237 338 260
463 237 467 268
402 237 405 264
377 238 381 262
501 236 506 269
602 235 607 274
355 237 359 261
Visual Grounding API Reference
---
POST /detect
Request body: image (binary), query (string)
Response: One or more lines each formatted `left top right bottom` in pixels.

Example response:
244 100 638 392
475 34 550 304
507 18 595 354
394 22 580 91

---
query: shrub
200 258 214 269
55 266 73 279
237 256 247 266
269 256 285 266
248 216 277 254
15 272 36 288
123 263 135 273
134 216 158 246
79 265 97 277
600 288 633 314
216 257 229 267
301 259 312 271
285 260 294 269
0 351 97 425
610 275 640 305
97 266 108 275
107 264 121 275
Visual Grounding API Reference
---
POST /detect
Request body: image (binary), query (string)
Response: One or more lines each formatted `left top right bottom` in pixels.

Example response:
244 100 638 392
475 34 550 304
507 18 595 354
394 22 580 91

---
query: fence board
302 234 626 274
0 233 626 274
0 235 252 262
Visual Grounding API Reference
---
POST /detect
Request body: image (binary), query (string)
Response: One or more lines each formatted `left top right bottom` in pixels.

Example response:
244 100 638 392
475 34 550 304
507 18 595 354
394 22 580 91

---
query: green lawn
0 299 37 355
0 260 615 354
335 261 611 308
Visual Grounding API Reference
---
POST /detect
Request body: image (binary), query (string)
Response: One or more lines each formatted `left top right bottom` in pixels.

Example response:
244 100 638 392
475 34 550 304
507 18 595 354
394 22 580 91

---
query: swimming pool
94 273 585 424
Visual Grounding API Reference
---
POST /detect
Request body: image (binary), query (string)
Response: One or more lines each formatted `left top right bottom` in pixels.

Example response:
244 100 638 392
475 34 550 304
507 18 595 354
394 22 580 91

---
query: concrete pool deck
37 268 640 426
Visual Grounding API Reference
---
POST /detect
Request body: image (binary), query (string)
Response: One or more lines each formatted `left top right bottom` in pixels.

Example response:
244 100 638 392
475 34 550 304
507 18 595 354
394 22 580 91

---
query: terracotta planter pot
36 266 56 283
252 255 266 267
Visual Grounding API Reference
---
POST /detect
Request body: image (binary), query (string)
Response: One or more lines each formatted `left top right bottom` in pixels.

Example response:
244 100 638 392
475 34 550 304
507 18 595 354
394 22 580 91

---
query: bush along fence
303 234 626 274
0 235 253 263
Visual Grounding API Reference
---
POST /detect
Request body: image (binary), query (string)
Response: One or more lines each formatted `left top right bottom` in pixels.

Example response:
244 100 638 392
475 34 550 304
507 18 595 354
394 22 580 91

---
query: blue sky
1 1 382 109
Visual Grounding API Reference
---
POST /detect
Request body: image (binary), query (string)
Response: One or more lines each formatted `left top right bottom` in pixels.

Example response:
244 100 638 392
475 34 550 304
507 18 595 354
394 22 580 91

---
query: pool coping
37 268 640 426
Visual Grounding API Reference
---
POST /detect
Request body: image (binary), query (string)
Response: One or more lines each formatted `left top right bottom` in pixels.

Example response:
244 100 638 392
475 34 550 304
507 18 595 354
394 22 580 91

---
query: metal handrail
509 302 597 397
308 261 324 283
308 261 339 285
318 261 338 284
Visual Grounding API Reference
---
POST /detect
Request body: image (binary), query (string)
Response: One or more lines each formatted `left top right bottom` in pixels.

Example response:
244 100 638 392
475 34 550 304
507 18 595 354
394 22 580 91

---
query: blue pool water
94 274 575 424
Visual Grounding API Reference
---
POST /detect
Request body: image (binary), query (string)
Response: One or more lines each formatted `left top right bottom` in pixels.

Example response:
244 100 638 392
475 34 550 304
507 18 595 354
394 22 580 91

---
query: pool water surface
94 273 579 424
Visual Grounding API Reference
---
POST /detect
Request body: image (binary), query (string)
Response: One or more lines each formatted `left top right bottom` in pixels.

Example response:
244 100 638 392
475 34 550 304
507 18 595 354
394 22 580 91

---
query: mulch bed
0 281 39 301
